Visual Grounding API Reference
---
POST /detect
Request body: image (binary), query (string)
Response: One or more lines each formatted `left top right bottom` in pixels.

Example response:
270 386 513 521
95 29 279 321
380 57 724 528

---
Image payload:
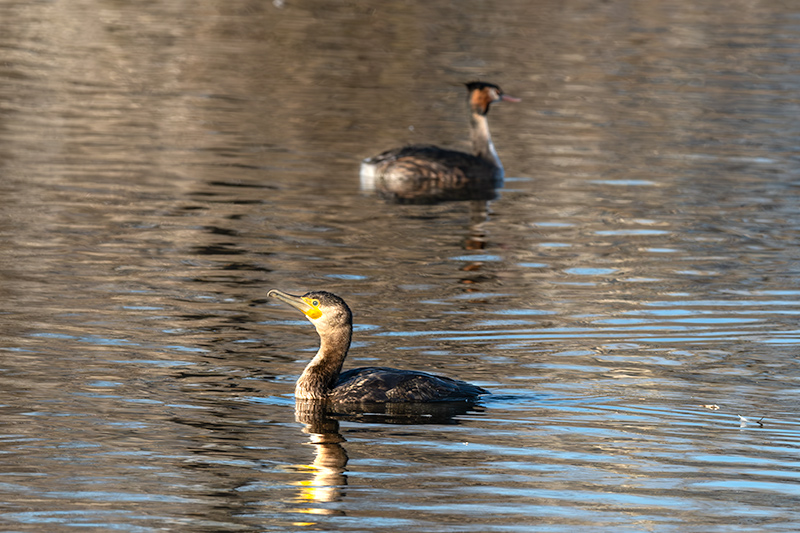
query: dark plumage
268 289 488 404
362 145 500 203
360 81 519 203
332 367 486 403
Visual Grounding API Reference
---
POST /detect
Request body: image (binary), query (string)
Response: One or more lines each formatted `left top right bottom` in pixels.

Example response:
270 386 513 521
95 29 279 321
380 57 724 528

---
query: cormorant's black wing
332 366 488 403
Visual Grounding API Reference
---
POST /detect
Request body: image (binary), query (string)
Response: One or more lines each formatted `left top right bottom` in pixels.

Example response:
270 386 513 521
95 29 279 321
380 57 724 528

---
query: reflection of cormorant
290 403 348 515
268 289 488 404
360 82 519 204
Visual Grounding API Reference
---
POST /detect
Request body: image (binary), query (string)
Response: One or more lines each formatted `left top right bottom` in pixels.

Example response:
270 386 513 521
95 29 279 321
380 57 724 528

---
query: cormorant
268 289 488 403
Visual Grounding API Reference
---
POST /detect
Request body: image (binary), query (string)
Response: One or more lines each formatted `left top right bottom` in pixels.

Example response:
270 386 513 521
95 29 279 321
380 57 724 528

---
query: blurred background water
2 0 800 531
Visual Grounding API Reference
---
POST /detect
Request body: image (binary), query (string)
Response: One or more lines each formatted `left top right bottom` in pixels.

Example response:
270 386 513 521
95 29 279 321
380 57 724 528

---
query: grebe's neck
295 324 352 400
470 112 502 170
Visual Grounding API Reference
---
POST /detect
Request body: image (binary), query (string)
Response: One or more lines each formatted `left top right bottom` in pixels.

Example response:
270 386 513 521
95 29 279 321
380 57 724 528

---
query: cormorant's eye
312 300 319 307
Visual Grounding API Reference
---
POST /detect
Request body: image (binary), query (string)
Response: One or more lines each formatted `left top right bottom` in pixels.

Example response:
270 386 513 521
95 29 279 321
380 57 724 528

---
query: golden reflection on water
289 403 349 517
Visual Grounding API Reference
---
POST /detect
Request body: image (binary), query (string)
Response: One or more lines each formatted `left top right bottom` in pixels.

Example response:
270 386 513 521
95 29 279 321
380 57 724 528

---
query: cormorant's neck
470 112 502 170
295 324 352 400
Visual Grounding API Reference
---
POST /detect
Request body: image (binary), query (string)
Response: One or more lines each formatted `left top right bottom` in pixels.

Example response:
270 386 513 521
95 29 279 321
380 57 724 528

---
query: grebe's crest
465 81 515 116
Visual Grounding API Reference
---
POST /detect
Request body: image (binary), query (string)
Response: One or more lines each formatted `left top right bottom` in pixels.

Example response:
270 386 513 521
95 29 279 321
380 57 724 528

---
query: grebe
360 81 519 203
268 289 488 403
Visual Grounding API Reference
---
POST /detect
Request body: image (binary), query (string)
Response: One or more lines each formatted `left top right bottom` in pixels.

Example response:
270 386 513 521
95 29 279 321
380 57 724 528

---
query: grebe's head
268 289 353 331
466 81 520 115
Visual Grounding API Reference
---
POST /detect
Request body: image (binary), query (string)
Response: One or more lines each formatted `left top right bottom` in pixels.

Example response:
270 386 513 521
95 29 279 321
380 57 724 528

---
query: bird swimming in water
360 81 519 203
268 289 488 403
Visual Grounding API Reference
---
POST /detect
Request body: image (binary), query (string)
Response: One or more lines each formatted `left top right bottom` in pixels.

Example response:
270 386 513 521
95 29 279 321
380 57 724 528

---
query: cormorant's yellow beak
268 289 323 320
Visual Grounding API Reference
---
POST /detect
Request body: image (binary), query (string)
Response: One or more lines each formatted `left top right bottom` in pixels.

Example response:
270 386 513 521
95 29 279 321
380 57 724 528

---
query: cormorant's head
268 289 353 331
465 81 520 115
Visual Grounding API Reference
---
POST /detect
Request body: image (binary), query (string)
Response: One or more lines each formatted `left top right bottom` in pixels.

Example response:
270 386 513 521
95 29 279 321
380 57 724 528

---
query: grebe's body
268 289 488 403
360 81 519 203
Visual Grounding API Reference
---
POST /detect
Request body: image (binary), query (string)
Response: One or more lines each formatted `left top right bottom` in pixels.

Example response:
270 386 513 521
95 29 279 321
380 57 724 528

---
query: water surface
2 0 800 531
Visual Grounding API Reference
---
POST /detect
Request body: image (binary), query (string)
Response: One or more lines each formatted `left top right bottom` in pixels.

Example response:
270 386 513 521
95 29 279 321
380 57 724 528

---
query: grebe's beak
501 94 521 103
268 289 322 320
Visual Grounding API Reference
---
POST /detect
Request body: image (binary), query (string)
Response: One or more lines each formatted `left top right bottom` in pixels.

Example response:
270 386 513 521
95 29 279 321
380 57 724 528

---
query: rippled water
2 0 800 531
